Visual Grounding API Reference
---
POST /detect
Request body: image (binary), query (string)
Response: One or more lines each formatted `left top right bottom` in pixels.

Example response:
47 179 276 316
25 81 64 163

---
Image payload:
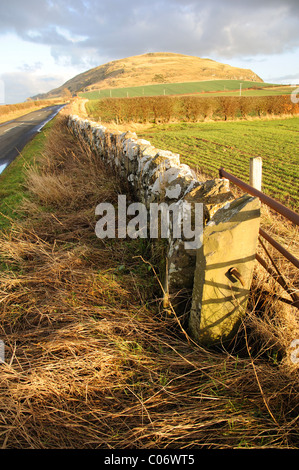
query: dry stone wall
68 115 261 345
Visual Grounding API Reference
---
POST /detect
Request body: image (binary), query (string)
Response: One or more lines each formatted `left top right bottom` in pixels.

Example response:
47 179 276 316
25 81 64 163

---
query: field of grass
203 87 295 97
138 117 299 210
79 80 293 100
0 116 298 449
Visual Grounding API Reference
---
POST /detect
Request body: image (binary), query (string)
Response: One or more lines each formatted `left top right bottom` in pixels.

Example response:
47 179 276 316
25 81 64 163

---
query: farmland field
79 79 293 100
138 117 299 209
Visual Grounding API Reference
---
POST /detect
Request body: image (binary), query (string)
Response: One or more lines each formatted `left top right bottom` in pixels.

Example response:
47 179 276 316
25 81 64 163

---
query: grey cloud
20 27 70 46
18 62 43 72
0 71 64 104
267 72 299 82
1 0 299 68
50 44 102 68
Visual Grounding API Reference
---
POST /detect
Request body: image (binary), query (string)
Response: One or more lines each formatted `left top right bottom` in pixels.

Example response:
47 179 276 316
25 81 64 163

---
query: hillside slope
33 52 263 99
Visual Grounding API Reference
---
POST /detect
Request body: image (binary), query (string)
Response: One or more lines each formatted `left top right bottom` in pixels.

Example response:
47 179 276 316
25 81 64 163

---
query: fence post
249 157 262 191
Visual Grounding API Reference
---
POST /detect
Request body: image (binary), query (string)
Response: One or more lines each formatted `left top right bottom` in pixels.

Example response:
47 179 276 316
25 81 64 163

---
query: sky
1 0 299 104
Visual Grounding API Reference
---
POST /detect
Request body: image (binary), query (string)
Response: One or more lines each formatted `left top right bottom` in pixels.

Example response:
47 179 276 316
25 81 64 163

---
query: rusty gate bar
219 167 299 269
219 168 299 226
259 228 299 269
219 167 299 309
256 254 299 308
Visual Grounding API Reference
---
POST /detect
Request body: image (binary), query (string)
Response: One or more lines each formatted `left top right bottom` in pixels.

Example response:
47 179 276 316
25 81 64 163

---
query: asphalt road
0 104 65 174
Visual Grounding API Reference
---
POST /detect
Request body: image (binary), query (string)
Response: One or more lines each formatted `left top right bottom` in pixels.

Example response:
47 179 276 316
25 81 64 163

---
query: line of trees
86 95 299 124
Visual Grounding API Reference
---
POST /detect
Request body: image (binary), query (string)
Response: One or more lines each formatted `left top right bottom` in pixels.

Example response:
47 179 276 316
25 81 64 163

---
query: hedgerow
86 95 299 124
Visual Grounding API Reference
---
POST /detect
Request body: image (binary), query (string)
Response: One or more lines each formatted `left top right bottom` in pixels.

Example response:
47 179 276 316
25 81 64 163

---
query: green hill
32 52 263 99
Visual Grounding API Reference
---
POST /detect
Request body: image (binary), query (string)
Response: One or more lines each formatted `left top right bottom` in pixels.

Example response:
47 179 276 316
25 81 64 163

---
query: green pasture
79 79 291 100
138 117 299 209
204 87 294 97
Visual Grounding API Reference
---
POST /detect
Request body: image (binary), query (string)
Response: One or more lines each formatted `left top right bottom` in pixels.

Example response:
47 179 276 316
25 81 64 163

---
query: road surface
0 104 65 175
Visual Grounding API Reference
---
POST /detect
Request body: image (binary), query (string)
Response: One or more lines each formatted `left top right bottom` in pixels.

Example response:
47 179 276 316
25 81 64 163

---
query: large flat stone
189 194 261 345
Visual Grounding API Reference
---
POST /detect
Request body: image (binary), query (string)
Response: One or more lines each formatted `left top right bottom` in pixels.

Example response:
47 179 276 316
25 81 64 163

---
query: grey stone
189 194 261 345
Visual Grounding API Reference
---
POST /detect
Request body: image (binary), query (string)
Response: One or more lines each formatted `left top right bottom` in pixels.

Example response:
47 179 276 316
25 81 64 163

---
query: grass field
79 79 294 100
138 117 299 210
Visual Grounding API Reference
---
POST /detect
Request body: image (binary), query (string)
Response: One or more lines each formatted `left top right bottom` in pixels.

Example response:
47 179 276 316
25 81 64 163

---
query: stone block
189 194 261 345
184 178 234 219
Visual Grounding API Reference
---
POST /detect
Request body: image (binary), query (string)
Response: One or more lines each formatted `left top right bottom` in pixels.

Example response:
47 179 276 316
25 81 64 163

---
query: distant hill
32 52 263 100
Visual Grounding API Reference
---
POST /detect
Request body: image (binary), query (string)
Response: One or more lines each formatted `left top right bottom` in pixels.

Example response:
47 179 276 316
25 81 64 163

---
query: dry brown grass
0 116 298 449
78 52 262 93
0 99 64 125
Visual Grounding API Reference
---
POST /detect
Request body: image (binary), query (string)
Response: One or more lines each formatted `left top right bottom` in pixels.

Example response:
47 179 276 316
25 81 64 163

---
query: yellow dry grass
42 52 262 99
0 99 65 125
85 53 262 91
0 105 46 125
